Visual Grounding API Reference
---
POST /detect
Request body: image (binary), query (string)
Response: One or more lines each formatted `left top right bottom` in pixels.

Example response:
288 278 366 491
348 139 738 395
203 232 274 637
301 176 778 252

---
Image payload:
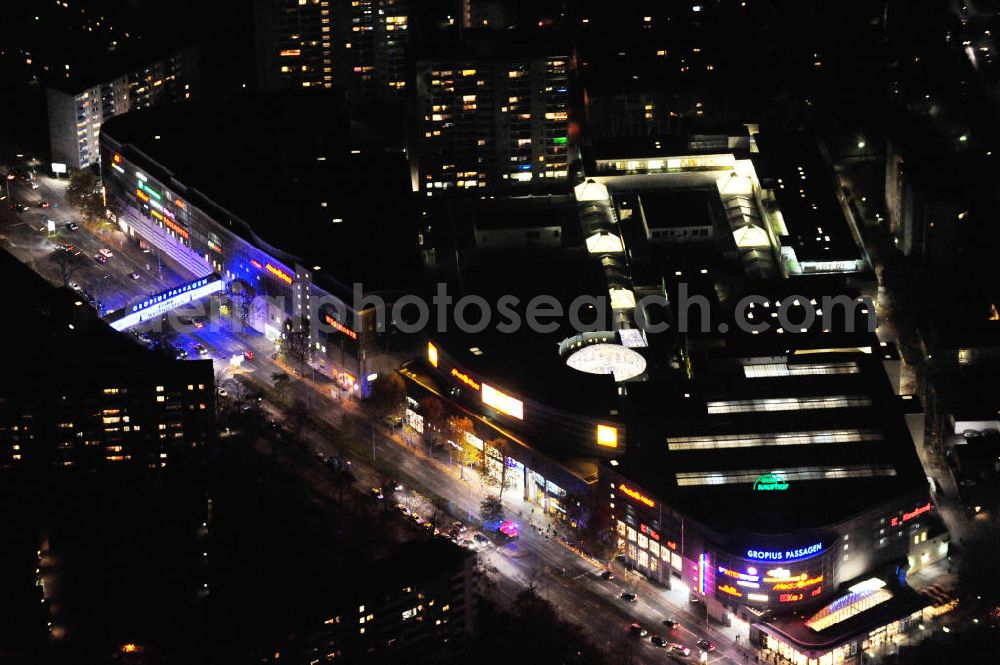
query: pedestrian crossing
919 583 953 606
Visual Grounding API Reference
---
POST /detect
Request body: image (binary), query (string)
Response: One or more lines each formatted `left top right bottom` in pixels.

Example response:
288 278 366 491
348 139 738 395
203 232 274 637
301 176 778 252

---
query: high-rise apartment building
416 43 570 195
45 47 198 169
0 252 215 471
255 0 409 100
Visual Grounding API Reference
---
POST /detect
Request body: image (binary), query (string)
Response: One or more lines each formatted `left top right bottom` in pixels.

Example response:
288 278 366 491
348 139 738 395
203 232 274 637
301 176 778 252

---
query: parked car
620 592 637 602
98 248 113 258
68 281 81 292
628 623 648 637
696 639 716 652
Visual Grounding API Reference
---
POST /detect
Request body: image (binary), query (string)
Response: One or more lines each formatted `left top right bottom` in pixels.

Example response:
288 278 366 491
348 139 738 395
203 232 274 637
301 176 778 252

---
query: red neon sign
891 502 932 527
136 188 150 202
113 154 122 164
665 540 678 551
618 484 655 508
779 593 804 603
324 314 358 340
162 216 189 239
639 524 660 541
250 260 263 269
451 368 480 390
174 198 186 209
266 263 293 284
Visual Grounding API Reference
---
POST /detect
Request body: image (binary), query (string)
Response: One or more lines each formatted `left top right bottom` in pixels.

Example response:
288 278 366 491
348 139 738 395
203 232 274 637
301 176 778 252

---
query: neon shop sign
890 502 931 527
753 473 789 491
746 542 823 562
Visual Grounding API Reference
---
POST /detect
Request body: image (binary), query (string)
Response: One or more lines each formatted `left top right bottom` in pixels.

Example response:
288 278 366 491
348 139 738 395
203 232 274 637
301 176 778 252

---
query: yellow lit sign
718 584 742 597
266 263 293 284
451 368 480 390
618 484 654 508
597 424 618 448
772 575 823 591
481 383 523 419
427 342 438 367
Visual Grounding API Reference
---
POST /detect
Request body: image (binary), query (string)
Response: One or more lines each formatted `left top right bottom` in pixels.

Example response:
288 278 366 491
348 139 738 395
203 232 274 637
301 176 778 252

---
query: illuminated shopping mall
398 127 951 664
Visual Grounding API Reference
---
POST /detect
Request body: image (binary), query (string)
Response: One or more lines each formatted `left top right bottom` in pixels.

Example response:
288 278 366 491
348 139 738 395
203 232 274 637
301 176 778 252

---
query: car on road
30 182 39 190
620 592 637 602
459 538 476 550
450 521 466 534
68 281 81 292
669 643 690 657
628 623 648 637
600 570 615 581
371 487 385 500
192 319 205 329
651 636 667 648
472 533 490 548
175 348 189 359
663 619 680 629
98 248 113 258
193 343 209 356
395 503 409 516
57 243 74 253
243 350 254 360
218 388 228 398
94 253 108 264
65 222 79 231
696 639 716 652
128 272 141 280
38 201 50 208
15 204 29 212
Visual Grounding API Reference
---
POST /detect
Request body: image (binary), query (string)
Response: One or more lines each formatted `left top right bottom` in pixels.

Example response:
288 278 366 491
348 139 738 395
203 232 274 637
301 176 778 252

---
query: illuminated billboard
108 276 223 331
597 424 618 448
481 383 523 419
713 543 833 607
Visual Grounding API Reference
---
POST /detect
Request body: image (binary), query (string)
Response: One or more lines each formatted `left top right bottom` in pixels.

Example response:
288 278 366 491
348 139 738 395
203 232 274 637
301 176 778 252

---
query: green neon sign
138 181 162 201
753 473 789 491
552 136 568 145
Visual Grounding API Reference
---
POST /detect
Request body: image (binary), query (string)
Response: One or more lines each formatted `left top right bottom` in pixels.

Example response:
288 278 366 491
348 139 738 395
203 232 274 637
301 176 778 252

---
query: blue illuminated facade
99 137 374 395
